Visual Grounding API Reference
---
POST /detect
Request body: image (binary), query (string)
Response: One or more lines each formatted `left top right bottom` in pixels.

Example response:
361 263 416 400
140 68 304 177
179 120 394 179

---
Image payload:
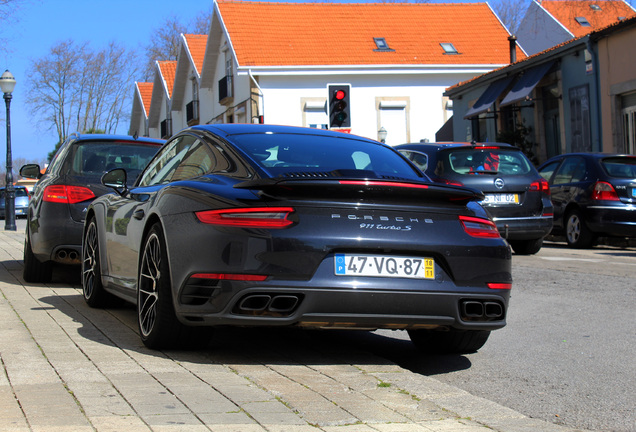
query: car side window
399 150 428 171
138 135 198 186
553 157 586 185
538 161 561 182
171 140 227 181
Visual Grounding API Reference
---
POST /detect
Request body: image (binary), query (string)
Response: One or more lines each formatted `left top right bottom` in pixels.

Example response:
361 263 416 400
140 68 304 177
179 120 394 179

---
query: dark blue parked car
538 153 636 248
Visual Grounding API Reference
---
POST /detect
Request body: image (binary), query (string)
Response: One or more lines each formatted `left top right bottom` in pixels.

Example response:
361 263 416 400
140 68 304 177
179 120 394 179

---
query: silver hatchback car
0 186 30 218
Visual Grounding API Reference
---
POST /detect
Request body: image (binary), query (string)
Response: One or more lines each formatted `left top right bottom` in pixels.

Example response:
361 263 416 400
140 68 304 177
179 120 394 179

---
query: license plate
482 193 520 205
335 254 435 279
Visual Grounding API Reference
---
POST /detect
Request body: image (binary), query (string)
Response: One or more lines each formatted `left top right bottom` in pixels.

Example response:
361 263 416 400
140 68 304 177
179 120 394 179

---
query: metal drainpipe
248 70 264 122
586 37 603 151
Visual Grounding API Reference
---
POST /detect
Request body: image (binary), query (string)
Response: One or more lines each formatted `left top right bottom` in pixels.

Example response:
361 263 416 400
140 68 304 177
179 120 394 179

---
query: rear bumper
585 205 636 237
492 215 553 240
175 281 511 332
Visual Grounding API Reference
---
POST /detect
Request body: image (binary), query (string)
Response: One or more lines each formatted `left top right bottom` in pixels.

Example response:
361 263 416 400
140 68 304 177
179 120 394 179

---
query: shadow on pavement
34 289 473 375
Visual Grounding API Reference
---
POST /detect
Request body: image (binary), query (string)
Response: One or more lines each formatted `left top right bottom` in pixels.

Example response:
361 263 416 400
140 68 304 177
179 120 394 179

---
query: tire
565 209 594 248
137 223 209 349
82 218 117 307
23 227 53 283
509 237 543 255
407 329 491 354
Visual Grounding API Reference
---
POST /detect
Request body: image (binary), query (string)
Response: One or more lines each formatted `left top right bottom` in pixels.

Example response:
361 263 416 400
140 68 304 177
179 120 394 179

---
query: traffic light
328 84 351 129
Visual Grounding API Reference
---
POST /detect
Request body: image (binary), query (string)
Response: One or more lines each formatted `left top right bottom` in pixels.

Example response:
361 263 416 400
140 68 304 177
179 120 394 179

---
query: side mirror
20 164 42 179
101 169 128 196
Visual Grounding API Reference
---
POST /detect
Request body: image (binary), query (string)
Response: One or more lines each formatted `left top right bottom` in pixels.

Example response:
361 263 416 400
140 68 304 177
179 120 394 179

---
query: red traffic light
334 89 346 100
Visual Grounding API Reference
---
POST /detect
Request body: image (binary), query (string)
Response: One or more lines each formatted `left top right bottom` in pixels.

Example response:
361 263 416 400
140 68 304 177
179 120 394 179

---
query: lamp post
378 127 387 144
1 70 16 231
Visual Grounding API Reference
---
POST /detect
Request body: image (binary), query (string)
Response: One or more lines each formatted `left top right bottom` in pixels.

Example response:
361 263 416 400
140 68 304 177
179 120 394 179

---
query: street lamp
0 70 16 231
378 127 387 143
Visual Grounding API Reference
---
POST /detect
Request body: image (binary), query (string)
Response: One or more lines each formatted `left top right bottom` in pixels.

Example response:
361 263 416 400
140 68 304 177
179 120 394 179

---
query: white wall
255 72 478 145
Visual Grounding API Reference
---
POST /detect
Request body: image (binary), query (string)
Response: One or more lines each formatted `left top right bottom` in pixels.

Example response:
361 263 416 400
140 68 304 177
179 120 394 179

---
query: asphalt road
373 240 636 432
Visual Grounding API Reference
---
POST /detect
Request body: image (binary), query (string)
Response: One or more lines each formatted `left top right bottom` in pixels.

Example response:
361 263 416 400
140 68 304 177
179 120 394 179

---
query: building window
575 17 591 27
569 84 592 152
621 92 636 154
440 43 459 54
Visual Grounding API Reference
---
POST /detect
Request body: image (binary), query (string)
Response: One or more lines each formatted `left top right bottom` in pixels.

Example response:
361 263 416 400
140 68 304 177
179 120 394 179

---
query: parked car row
17 124 636 354
20 126 513 354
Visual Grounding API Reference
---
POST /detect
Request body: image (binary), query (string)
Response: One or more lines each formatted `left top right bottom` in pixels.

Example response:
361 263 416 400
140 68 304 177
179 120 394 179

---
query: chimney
508 35 517 63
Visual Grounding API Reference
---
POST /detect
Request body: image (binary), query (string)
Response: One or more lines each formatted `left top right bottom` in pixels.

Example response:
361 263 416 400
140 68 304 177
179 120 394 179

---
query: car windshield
70 141 160 176
230 133 422 179
446 149 533 175
0 188 29 198
602 157 636 178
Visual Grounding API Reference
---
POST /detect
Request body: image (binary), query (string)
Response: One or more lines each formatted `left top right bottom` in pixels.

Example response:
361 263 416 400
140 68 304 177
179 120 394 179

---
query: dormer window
590 4 601 11
373 37 394 52
440 43 459 54
576 16 591 26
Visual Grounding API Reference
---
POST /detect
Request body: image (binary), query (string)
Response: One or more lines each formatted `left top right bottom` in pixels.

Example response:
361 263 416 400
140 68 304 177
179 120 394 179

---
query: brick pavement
0 225 586 432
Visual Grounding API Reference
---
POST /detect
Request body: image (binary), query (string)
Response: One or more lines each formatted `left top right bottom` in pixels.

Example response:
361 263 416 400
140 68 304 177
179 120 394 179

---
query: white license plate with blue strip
335 254 434 279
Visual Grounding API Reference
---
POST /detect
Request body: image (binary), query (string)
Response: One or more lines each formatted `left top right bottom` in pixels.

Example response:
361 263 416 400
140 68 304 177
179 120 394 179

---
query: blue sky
0 0 210 164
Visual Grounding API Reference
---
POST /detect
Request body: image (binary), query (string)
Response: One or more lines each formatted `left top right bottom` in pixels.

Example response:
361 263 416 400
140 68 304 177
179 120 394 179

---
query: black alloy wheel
138 223 205 349
22 225 53 283
82 218 115 307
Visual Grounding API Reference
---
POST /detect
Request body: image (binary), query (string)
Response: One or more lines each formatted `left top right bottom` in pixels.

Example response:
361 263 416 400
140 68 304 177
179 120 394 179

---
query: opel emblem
494 178 505 189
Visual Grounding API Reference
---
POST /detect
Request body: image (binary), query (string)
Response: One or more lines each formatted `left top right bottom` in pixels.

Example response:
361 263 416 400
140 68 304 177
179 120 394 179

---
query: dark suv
396 142 553 254
20 133 163 282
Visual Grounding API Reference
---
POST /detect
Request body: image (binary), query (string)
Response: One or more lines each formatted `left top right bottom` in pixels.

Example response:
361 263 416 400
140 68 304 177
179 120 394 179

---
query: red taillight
487 282 512 290
459 215 501 238
195 207 295 228
43 185 96 204
592 181 619 201
529 178 550 195
190 273 268 281
339 180 429 189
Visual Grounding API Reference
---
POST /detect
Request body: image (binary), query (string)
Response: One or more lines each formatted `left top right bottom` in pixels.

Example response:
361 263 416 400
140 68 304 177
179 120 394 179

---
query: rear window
231 133 423 180
70 141 160 176
602 157 636 178
446 149 533 176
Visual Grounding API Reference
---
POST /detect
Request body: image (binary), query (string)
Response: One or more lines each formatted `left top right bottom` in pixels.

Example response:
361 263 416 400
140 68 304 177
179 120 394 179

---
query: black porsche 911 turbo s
82 124 512 353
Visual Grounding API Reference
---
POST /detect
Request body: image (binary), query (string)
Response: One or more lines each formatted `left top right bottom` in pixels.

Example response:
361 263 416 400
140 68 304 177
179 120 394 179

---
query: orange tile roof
542 0 636 37
184 34 207 73
137 82 153 116
217 0 524 66
158 61 177 97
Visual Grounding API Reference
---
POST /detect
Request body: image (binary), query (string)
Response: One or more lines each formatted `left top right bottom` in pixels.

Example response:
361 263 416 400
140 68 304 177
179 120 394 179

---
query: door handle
133 209 145 220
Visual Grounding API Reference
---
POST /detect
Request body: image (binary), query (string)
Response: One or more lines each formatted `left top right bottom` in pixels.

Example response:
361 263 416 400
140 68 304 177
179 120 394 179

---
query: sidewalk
0 226 586 432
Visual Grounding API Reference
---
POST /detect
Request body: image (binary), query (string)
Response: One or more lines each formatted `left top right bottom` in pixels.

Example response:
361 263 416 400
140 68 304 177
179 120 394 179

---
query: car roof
540 152 636 164
395 142 516 151
69 133 164 145
188 123 382 143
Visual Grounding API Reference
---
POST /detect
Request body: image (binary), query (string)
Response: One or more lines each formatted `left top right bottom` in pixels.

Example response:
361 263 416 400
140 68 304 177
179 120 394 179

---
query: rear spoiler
234 177 484 204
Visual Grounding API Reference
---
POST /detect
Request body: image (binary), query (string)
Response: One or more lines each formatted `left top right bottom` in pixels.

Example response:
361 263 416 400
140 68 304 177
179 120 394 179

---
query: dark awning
463 76 514 119
500 61 555 107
